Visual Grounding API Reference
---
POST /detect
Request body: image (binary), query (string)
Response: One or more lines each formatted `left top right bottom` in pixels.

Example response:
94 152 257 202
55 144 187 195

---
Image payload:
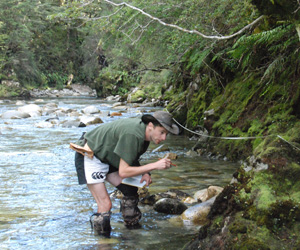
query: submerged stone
153 198 188 214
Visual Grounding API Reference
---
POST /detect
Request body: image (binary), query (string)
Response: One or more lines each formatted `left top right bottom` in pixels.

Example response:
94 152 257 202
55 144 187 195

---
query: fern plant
229 24 298 83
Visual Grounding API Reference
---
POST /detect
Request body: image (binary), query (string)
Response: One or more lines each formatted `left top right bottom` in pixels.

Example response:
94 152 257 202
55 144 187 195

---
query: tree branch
103 0 264 40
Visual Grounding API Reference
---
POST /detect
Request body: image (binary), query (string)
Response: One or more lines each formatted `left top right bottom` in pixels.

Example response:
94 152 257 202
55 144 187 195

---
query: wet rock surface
154 198 188 214
29 84 97 98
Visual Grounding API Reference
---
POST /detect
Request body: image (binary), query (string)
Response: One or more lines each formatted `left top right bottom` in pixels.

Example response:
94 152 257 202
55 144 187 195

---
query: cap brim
141 114 180 135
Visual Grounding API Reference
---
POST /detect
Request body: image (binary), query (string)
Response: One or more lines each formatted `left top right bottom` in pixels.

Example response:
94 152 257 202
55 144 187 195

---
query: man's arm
118 158 173 179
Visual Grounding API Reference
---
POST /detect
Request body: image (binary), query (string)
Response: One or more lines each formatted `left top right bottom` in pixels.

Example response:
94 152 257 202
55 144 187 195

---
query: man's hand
141 173 152 186
154 158 173 170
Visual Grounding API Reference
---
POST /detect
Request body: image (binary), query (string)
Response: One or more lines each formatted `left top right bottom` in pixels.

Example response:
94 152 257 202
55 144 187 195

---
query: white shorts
84 156 109 184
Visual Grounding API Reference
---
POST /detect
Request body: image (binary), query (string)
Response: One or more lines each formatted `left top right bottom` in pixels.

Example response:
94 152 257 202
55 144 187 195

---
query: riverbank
170 75 300 249
0 81 97 99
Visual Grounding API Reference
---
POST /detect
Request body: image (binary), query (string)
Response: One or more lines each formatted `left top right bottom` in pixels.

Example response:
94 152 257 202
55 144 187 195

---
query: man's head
142 111 179 144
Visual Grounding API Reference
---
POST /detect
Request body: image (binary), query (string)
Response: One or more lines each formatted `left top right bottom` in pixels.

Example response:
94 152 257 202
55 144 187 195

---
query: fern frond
260 55 285 83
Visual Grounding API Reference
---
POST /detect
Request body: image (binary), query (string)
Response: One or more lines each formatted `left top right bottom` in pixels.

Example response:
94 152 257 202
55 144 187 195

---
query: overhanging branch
103 0 264 40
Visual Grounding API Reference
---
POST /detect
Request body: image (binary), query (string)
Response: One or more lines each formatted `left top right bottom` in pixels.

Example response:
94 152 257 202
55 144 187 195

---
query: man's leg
87 183 111 213
84 156 111 236
106 171 141 228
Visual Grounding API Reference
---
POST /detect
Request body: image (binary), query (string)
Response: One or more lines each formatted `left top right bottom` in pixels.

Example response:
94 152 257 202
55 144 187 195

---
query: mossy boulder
130 89 146 103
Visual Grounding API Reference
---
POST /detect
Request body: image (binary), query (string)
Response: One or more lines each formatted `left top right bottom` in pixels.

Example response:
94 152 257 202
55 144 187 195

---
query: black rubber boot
90 212 111 237
120 195 142 229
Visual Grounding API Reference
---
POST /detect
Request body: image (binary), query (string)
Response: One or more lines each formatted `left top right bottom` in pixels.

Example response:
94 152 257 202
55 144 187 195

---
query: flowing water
0 97 239 250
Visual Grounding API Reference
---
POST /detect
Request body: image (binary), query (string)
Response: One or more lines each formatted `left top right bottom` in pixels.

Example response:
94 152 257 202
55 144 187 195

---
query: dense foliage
1 1 300 248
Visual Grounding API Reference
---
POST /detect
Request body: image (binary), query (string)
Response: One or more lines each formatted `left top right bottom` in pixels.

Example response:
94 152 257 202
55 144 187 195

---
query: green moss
237 238 270 250
211 215 224 231
130 89 145 102
243 172 275 210
239 188 251 203
248 119 264 136
254 185 276 210
229 221 248 234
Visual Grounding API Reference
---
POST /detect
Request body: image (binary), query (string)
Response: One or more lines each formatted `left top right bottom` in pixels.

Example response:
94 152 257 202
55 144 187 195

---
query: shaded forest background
1 1 300 249
1 0 299 160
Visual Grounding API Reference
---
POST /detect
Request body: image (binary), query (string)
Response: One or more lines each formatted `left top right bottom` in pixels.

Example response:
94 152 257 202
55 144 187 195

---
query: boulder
43 108 58 115
194 186 224 202
110 112 122 117
186 150 199 157
80 116 103 125
207 186 223 199
16 100 26 106
54 110 68 117
141 189 195 205
18 104 42 114
43 102 58 108
130 89 146 103
61 120 86 128
112 102 124 108
28 110 42 117
181 197 216 224
1 110 31 119
71 84 96 96
154 198 188 214
193 189 208 202
82 105 100 114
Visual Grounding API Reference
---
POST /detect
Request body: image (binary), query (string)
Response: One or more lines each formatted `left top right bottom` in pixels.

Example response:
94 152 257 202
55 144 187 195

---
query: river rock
110 186 150 199
16 100 26 106
54 110 68 117
34 121 55 128
18 104 42 114
194 186 224 202
110 112 122 117
141 189 195 205
28 110 42 117
181 196 216 224
112 102 125 108
154 198 188 214
138 187 150 198
80 116 103 125
61 120 86 128
110 189 123 199
82 105 100 114
186 150 199 157
43 102 58 111
44 102 58 108
71 84 96 96
163 152 178 160
68 111 81 117
128 88 145 103
43 108 58 115
43 103 59 115
106 95 121 101
29 84 96 98
1 110 31 119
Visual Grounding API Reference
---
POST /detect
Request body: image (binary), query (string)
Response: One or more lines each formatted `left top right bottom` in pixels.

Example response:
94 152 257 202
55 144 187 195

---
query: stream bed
0 97 239 250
